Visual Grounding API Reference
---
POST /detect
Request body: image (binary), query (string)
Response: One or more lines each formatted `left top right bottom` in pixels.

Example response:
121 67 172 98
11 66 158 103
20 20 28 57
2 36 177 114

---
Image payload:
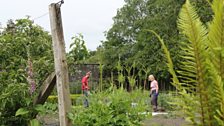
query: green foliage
138 63 151 90
94 0 213 88
125 62 138 90
40 102 58 115
153 0 224 125
67 33 90 64
112 60 151 90
67 33 91 81
47 94 81 105
0 18 54 125
15 103 57 126
99 62 103 92
101 0 179 82
15 108 30 116
116 57 125 89
157 92 181 112
68 89 150 126
28 102 58 125
29 119 41 126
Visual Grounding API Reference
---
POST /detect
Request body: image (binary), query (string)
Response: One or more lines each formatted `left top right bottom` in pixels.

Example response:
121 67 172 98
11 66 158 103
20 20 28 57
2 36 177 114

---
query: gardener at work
149 74 159 112
81 71 91 107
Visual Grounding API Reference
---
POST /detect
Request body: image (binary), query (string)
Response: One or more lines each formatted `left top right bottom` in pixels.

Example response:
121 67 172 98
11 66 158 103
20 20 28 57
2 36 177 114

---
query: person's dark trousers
151 90 158 112
83 90 89 107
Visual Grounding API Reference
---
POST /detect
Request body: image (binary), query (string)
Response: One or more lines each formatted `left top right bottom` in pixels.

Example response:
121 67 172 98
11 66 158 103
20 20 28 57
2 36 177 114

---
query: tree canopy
98 0 212 83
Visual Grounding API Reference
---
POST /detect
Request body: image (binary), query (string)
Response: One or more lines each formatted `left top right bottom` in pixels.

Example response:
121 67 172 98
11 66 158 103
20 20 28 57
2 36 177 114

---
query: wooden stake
49 3 72 126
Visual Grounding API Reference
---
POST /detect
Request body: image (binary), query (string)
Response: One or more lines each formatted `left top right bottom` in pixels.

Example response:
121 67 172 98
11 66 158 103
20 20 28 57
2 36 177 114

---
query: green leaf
15 108 29 116
34 104 45 112
29 119 41 126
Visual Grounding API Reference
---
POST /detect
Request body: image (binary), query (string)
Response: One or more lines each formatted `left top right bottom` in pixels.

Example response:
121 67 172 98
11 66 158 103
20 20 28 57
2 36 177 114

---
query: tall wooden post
49 3 72 126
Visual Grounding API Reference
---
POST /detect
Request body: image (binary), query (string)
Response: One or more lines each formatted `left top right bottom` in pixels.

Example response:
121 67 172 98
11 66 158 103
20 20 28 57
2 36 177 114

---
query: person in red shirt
82 71 91 107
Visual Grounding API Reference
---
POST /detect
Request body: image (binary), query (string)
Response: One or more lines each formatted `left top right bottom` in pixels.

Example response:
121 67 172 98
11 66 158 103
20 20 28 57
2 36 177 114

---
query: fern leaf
206 59 224 125
207 0 224 81
178 0 212 125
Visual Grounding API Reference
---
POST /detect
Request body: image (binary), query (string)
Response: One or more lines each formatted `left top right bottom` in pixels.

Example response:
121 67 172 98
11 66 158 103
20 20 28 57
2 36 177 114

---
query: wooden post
33 72 56 105
49 3 72 126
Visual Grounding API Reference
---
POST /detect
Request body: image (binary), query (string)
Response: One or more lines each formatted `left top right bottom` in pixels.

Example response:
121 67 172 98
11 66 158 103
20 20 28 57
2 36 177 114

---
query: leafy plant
15 103 58 126
47 94 81 105
157 91 180 112
68 89 150 126
116 57 125 89
138 63 151 90
125 62 137 90
67 33 90 65
29 119 41 126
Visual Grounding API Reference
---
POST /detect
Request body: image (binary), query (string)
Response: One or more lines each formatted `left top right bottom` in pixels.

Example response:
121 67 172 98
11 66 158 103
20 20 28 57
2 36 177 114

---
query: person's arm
149 89 152 97
82 77 87 90
84 77 89 90
156 81 159 94
85 82 89 90
149 82 152 97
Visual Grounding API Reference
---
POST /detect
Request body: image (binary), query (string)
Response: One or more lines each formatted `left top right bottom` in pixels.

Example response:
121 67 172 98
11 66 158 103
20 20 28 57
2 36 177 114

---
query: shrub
47 94 81 105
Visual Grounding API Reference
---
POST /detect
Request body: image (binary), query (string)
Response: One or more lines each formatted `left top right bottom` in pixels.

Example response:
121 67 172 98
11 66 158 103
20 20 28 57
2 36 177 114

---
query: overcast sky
0 0 125 51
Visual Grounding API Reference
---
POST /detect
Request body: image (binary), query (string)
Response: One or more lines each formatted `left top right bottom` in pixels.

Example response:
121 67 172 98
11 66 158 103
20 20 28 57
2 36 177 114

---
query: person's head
86 71 91 78
148 75 155 81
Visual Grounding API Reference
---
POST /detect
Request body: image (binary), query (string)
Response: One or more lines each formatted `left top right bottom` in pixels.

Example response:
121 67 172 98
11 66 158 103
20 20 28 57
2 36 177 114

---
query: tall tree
100 0 212 85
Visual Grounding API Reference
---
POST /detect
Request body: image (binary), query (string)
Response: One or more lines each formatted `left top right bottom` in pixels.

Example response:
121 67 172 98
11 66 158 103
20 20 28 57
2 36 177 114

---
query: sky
0 0 125 51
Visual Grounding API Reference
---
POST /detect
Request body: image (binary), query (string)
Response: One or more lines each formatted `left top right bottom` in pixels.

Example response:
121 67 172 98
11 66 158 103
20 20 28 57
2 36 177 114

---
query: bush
47 94 81 105
0 83 30 125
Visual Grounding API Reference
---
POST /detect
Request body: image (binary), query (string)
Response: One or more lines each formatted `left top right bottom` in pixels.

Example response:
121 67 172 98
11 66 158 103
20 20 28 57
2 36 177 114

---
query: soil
143 114 189 126
37 113 59 126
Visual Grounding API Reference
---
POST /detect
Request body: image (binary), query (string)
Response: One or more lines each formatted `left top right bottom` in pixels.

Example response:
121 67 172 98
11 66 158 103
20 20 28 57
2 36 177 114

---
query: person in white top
148 75 159 112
